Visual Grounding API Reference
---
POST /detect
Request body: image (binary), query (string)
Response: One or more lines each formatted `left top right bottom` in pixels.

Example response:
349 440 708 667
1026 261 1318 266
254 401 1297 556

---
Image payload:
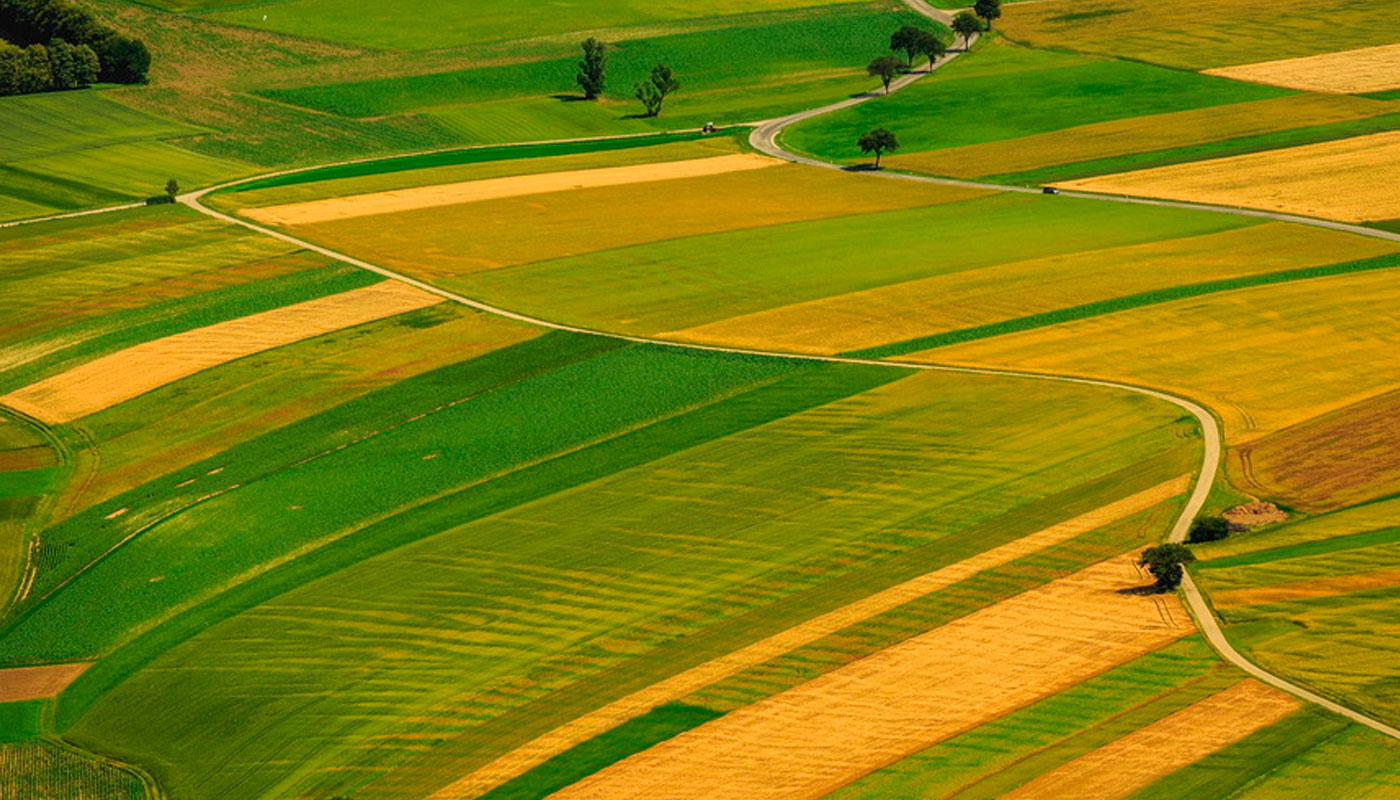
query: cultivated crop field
8 0 1400 797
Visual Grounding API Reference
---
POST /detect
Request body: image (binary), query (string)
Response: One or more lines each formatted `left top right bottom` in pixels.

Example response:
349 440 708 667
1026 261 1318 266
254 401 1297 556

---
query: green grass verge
850 252 1400 359
479 703 723 800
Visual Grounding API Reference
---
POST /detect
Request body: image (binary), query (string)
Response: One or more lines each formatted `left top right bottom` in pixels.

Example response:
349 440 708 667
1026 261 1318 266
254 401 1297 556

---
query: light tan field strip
1057 131 1400 223
549 554 1191 800
1206 43 1400 95
0 662 91 702
1212 567 1400 608
245 154 780 226
0 281 441 424
999 680 1301 800
427 477 1189 800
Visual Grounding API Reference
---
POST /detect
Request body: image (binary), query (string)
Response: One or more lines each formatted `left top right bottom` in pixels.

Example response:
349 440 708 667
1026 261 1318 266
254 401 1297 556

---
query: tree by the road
635 63 679 117
165 178 179 200
920 30 948 70
858 128 899 168
952 12 984 50
1140 543 1196 591
867 55 903 94
890 25 937 67
974 0 1003 30
1187 516 1231 544
576 37 607 99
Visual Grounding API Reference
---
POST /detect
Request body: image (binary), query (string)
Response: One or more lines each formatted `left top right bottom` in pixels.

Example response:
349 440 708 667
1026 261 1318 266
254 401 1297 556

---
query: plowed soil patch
428 478 1189 800
550 555 1190 800
1057 131 1400 223
0 281 442 423
1206 44 1400 95
1214 568 1400 608
1000 680 1300 799
0 662 91 702
245 154 779 226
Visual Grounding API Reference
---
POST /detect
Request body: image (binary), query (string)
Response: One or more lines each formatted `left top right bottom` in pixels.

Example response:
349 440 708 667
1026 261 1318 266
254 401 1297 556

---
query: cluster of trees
0 0 150 96
574 38 680 117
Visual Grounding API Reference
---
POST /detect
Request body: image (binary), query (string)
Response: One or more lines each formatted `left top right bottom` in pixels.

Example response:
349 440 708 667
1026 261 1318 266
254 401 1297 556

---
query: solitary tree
951 11 985 50
858 128 899 168
867 55 903 94
165 178 179 200
1139 544 1196 591
634 63 679 117
576 37 607 99
1187 516 1232 544
973 0 1003 30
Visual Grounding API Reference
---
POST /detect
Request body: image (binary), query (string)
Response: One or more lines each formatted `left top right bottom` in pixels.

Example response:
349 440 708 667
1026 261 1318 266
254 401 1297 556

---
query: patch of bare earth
0 662 92 702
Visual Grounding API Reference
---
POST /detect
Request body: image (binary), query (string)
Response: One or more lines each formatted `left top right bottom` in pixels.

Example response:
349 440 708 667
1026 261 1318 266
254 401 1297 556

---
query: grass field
26 363 1195 800
781 39 1289 165
999 0 1400 70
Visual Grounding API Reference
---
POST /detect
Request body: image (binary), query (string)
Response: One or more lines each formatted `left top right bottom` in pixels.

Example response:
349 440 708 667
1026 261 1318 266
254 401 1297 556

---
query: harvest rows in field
244 153 779 226
1205 43 1400 95
430 476 1189 800
1057 130 1400 223
548 555 1189 800
1 281 442 424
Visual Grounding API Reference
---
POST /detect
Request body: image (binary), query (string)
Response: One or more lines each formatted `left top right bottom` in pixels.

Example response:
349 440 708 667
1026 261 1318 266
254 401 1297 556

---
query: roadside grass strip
1205 44 1400 95
885 94 1398 180
0 281 441 424
0 663 90 702
281 165 988 280
925 267 1400 443
997 680 1300 799
425 477 1189 800
546 555 1190 800
1057 130 1400 223
663 225 1397 355
244 154 779 226
1234 388 1400 512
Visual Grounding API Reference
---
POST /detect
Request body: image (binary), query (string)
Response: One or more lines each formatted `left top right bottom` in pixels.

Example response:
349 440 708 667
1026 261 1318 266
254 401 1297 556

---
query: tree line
0 0 150 96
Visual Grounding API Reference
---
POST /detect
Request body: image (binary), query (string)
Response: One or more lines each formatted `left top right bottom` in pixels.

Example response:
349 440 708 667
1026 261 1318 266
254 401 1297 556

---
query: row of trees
0 37 97 95
576 38 680 117
0 0 150 96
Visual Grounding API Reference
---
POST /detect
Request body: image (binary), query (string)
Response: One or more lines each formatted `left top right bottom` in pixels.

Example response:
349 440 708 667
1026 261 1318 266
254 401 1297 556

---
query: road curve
174 0 1400 749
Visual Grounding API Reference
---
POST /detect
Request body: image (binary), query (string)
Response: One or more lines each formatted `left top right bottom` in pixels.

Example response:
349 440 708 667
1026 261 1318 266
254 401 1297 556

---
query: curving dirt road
161 0 1397 755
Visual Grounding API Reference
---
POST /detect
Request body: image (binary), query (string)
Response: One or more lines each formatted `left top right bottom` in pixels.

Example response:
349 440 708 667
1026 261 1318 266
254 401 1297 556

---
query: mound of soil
1224 501 1288 530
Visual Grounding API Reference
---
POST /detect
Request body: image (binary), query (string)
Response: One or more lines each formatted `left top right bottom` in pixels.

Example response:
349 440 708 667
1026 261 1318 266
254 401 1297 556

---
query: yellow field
664 224 1396 355
1000 0 1400 69
1000 680 1300 799
887 95 1396 179
284 165 989 279
1206 44 1400 95
1213 568 1400 608
245 154 779 226
0 281 442 423
428 478 1188 800
1058 131 1400 223
0 662 90 702
922 268 1400 444
549 555 1189 800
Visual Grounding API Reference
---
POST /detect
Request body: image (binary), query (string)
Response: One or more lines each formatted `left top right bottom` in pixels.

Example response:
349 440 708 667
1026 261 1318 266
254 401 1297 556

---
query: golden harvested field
1057 131 1400 223
1000 0 1400 69
549 555 1189 800
0 281 442 423
1206 44 1400 95
664 224 1395 355
244 153 779 226
921 268 1400 444
1235 388 1400 512
0 662 90 702
284 165 988 278
887 95 1397 179
1212 568 1400 608
428 477 1188 800
1000 680 1300 799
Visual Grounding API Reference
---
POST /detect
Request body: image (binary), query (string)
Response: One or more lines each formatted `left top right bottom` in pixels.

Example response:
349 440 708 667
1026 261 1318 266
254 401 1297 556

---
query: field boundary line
0 202 144 230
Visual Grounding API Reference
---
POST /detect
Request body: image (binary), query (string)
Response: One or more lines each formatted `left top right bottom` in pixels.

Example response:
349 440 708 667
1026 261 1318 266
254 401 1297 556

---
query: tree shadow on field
844 164 881 172
551 93 592 102
1117 584 1166 596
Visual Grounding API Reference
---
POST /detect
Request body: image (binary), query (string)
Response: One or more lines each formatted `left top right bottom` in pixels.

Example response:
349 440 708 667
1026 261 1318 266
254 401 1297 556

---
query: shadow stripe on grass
849 252 1400 360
